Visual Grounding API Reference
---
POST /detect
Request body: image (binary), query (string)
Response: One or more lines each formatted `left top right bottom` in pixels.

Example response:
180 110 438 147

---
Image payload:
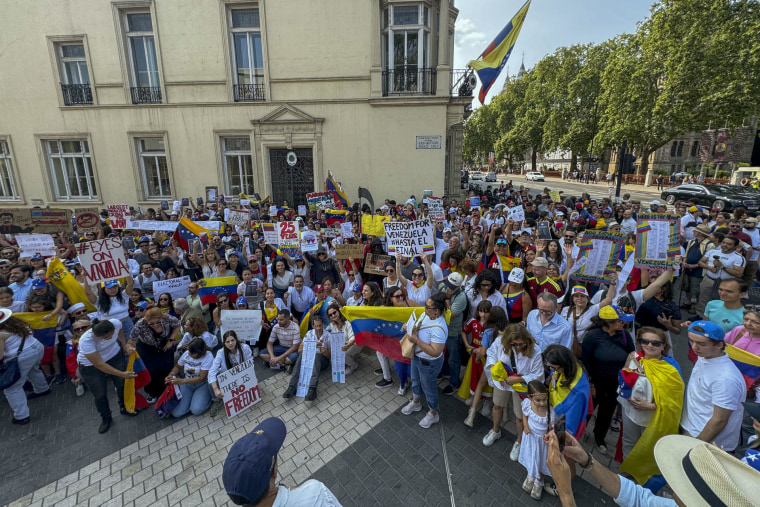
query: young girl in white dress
518 380 554 500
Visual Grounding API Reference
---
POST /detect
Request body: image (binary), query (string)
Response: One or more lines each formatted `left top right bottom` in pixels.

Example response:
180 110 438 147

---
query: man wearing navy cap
681 321 746 452
223 417 341 506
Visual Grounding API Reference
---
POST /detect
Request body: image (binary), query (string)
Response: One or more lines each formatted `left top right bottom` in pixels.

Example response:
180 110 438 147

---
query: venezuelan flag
325 170 350 208
123 351 151 414
490 361 528 397
15 312 58 365
636 222 652 233
325 209 348 226
46 258 96 312
173 217 209 251
726 344 760 390
299 300 326 338
548 366 592 438
422 244 435 255
619 356 684 491
468 0 531 104
198 276 238 305
577 240 594 252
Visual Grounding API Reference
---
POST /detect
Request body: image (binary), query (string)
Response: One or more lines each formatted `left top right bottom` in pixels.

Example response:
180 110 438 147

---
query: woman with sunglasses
326 303 362 376
131 307 181 403
156 292 179 319
208 330 253 416
468 269 506 319
212 292 237 330
382 287 415 395
396 253 433 307
382 260 401 294
87 277 135 341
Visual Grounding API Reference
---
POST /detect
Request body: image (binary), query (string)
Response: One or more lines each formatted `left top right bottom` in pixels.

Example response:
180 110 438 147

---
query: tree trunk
638 147 651 176
570 152 577 172
531 150 537 172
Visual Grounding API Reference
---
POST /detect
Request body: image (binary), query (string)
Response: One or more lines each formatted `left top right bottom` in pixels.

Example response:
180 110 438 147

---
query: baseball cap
530 257 549 268
351 283 362 293
223 417 287 505
228 251 240 258
138 236 150 243
571 286 589 297
317 246 326 254
599 305 634 322
31 278 47 289
135 301 149 310
443 272 464 290
104 280 120 289
0 259 11 266
0 309 12 325
688 320 726 341
507 268 524 284
449 207 456 214
744 217 758 223
575 203 583 209
495 238 508 246
689 206 699 212
235 296 248 307
649 200 661 206
293 253 303 261
443 227 452 233
31 254 43 261
313 284 323 293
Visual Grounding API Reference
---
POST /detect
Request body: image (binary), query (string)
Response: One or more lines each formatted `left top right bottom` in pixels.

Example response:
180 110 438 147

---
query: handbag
399 334 415 359
0 336 27 390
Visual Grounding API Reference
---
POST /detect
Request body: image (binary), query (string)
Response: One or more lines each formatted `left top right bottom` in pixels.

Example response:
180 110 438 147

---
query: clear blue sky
454 0 655 104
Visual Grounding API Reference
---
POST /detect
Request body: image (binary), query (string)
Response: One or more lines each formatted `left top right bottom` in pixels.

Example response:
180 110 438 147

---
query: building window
222 137 255 195
691 140 699 157
136 137 171 198
677 141 684 157
0 141 19 200
124 12 162 104
670 141 678 157
57 43 93 105
381 4 435 96
229 8 265 102
44 140 97 200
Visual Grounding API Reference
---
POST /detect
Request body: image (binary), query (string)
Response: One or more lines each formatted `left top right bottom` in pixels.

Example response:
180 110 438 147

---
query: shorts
493 388 523 418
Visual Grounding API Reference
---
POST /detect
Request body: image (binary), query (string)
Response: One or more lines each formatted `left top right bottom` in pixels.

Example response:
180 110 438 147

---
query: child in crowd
463 306 507 426
518 380 554 500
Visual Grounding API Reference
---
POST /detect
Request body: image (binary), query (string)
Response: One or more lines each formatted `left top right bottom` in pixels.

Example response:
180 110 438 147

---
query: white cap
508 268 525 284
650 200 661 206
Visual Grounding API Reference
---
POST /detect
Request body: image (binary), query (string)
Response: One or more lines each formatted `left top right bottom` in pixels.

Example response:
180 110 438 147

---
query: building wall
0 0 465 208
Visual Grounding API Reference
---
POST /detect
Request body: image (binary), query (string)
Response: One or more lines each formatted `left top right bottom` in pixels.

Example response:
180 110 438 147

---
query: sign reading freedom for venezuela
217 358 260 418
384 218 435 257
79 238 131 284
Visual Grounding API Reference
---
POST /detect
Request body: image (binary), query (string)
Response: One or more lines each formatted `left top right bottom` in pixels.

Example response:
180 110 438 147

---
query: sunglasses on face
159 298 169 302
640 339 663 347
74 310 87 316
385 268 395 273
392 294 405 299
74 326 90 332
412 273 424 277
327 311 338 317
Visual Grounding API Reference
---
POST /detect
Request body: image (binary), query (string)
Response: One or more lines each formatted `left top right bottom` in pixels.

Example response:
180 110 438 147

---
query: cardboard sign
31 209 73 233
220 310 262 344
227 209 250 227
335 243 365 260
78 238 131 284
384 218 435 257
361 214 389 237
364 253 392 275
15 234 56 258
0 208 33 234
152 276 192 301
549 191 562 203
217 358 260 418
427 197 445 221
300 230 318 252
108 204 131 229
74 208 101 234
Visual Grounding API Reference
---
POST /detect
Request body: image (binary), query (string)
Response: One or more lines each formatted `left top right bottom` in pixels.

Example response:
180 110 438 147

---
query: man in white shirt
435 227 452 265
696 236 746 317
285 275 314 321
681 321 746 452
680 206 703 245
619 209 637 235
741 216 760 285
133 262 166 300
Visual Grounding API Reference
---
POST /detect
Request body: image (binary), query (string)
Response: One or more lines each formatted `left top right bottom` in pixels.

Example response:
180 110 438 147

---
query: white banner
152 276 191 301
125 220 178 231
330 332 346 383
220 309 262 344
384 217 435 257
15 234 56 258
227 209 250 227
262 224 279 245
78 238 131 284
217 358 260 418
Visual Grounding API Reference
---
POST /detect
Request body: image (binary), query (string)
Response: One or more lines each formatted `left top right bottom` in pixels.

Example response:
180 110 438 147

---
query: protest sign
240 199 250 206
173 201 182 212
74 208 101 234
384 218 435 257
307 192 334 210
0 208 33 234
634 213 679 268
300 230 318 252
269 205 277 216
15 234 56 258
107 205 130 229
507 205 525 222
427 197 445 221
220 309 262 344
340 222 354 239
469 196 480 209
262 223 279 245
364 253 392 275
277 222 300 255
335 243 365 260
152 276 191 301
361 214 389 236
121 236 135 251
195 221 221 232
322 227 342 239
217 358 260 418
296 333 317 397
78 238 131 284
570 231 625 285
226 209 249 227
124 220 177 232
330 332 346 383
549 191 562 203
537 222 553 241
30 209 72 233
205 186 217 203
297 205 307 216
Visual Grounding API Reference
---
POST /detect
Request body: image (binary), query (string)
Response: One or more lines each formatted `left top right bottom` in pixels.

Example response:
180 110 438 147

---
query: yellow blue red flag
15 312 58 365
325 171 350 208
468 0 531 104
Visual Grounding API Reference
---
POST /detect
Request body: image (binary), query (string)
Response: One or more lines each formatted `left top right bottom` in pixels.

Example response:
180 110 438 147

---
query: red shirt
462 319 485 347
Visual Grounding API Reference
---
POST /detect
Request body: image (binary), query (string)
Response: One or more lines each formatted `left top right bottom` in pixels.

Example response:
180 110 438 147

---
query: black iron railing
130 86 162 104
61 84 93 105
234 83 266 102
450 69 476 98
382 66 436 96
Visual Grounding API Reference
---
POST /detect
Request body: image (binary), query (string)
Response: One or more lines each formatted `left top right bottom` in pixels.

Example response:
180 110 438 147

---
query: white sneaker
531 482 543 500
397 383 409 396
480 400 492 417
482 429 501 446
510 441 521 461
522 477 534 493
75 384 85 397
464 396 472 406
401 400 422 415
419 411 439 428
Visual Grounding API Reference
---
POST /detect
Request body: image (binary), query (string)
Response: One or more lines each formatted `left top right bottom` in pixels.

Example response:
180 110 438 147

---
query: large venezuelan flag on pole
325 170 350 208
15 312 59 365
548 366 592 438
123 351 151 413
198 276 238 305
468 0 531 104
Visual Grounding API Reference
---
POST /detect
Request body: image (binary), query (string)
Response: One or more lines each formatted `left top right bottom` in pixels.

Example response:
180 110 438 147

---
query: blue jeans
3 339 47 420
272 344 299 364
171 381 213 417
120 316 134 341
444 335 462 389
411 355 444 411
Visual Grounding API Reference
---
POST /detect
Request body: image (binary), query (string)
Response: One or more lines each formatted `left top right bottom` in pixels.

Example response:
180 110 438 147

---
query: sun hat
688 320 726 341
744 217 758 223
598 304 634 322
653 434 759 507
0 308 13 325
507 268 524 284
223 418 287 505
694 224 712 236
530 258 549 268
571 286 589 297
443 272 464 290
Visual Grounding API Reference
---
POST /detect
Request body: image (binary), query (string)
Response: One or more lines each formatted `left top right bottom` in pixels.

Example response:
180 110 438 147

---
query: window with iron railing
380 4 434 96
229 8 265 101
57 43 93 105
123 11 162 104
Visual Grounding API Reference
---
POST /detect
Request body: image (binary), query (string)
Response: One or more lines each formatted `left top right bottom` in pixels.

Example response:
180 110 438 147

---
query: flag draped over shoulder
468 0 531 104
548 366 592 438
123 351 151 414
198 277 237 305
618 356 684 491
15 312 58 365
46 258 96 312
326 171 350 208
173 217 209 251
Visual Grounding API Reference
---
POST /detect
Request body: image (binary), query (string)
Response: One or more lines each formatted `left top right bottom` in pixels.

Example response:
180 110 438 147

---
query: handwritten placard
217 358 260 418
220 309 262 344
15 234 56 258
384 218 435 257
300 230 318 252
427 197 445 221
364 253 392 275
227 209 250 227
361 214 389 236
78 238 131 284
107 204 131 229
634 213 679 268
152 276 191 301
335 243 365 260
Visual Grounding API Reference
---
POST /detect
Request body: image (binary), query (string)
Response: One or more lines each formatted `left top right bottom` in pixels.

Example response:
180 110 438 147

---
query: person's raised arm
485 222 497 256
396 252 409 286
422 255 434 289
640 268 674 302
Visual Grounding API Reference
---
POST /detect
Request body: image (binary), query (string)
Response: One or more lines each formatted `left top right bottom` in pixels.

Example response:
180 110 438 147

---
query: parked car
471 171 483 180
660 184 760 211
526 171 545 182
485 172 497 182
